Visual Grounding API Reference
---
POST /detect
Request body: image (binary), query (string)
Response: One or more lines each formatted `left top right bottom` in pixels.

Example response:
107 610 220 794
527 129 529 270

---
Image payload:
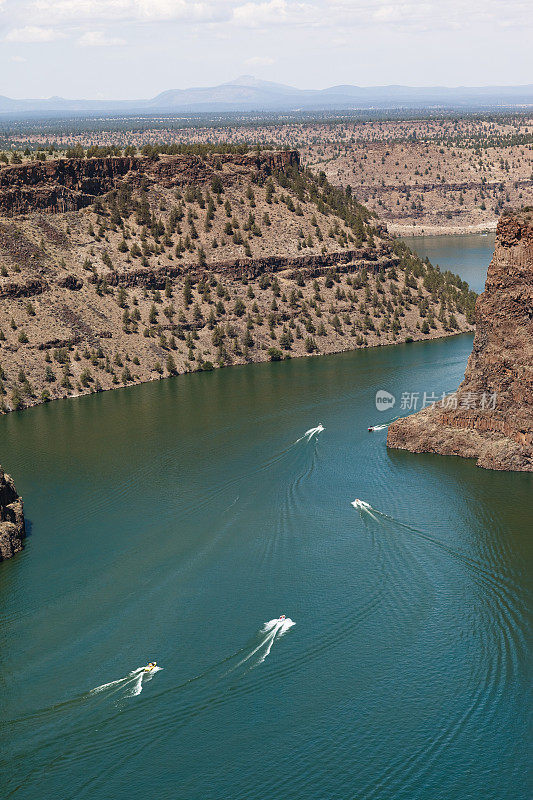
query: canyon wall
0 150 299 215
0 247 396 299
0 468 25 561
387 210 533 471
94 246 395 289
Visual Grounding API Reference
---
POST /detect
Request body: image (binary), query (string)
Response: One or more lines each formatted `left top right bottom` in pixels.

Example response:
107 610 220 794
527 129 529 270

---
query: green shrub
268 347 283 361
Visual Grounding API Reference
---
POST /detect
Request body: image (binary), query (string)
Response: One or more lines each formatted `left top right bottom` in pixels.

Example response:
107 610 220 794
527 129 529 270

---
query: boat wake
351 498 381 522
367 416 398 432
90 665 162 699
26 618 296 800
350 497 514 592
229 617 295 671
296 424 324 444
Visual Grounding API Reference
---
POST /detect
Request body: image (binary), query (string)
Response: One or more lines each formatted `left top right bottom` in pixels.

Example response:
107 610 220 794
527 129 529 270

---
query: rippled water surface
0 334 531 800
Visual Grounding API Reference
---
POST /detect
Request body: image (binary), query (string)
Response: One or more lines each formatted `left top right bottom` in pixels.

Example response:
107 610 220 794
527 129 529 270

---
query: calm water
401 233 496 293
0 334 531 800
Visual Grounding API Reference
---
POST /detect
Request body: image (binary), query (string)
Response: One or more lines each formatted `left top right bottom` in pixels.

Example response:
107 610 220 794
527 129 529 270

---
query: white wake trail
89 668 143 695
368 416 399 432
128 672 145 697
349 499 510 595
90 666 162 699
351 498 381 522
231 618 296 672
296 424 324 444
258 618 295 663
126 666 163 697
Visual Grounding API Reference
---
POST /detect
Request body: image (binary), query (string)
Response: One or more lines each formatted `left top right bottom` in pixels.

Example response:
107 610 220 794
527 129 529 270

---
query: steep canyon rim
388 210 533 471
0 149 476 419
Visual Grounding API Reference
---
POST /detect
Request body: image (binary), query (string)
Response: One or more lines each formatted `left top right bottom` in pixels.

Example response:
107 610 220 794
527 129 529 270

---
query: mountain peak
223 75 297 93
225 74 258 86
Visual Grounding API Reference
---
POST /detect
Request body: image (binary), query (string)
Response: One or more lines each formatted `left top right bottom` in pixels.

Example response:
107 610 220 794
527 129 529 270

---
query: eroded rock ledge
387 210 533 471
0 468 25 560
0 151 299 216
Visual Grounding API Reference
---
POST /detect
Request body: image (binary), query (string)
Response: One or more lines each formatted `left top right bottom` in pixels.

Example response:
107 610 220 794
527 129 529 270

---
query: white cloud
233 0 316 27
245 55 275 65
78 30 126 45
19 0 533 31
324 0 439 28
372 3 432 23
32 0 132 21
324 0 531 30
134 0 230 21
11 55 28 62
4 25 63 42
32 0 230 23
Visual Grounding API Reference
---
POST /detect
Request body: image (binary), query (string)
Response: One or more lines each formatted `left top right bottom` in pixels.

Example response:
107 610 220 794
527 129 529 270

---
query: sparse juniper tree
166 354 177 375
211 175 223 195
212 326 225 347
265 179 275 203
183 277 192 307
233 298 246 317
117 286 128 308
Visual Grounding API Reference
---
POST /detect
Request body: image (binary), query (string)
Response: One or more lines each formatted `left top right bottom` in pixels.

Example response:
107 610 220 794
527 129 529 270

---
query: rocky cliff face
0 148 474 416
387 210 533 471
93 245 394 290
0 150 299 215
0 468 25 560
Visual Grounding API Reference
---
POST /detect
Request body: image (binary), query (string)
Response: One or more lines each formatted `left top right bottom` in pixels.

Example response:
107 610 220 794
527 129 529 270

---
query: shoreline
386 222 498 237
0 327 474 417
0 150 478 420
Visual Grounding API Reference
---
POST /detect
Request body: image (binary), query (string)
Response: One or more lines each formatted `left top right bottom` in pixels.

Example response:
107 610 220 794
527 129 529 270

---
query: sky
1 0 532 99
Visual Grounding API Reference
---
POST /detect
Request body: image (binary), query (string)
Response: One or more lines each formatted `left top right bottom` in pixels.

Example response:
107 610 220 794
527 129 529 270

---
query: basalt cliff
387 210 533 471
0 151 299 216
0 468 25 560
0 150 475 415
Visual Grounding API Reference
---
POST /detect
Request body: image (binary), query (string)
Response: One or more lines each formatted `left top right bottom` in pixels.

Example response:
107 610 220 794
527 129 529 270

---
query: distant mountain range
2 76 532 115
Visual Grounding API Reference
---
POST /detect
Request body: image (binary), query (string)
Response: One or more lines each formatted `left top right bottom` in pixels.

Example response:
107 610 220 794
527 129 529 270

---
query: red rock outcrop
387 210 533 471
0 468 25 561
0 151 299 216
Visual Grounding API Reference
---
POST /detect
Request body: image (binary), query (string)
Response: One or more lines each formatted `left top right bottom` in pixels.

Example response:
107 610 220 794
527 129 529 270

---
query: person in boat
144 662 157 672
279 615 286 621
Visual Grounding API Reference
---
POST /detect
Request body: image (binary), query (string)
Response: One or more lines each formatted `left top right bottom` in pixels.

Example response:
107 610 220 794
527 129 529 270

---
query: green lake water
401 232 496 293
0 236 531 799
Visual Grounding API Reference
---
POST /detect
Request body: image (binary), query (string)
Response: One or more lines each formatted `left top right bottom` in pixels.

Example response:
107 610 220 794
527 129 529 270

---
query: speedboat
368 427 374 432
144 661 157 673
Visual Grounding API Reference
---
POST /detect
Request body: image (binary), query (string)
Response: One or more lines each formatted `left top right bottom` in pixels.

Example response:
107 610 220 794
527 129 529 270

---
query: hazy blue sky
1 0 531 99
